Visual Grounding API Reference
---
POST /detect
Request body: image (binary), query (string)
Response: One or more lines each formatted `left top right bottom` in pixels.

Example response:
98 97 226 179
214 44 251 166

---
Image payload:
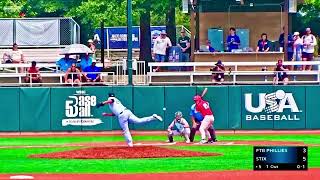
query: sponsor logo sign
62 90 103 126
244 90 301 121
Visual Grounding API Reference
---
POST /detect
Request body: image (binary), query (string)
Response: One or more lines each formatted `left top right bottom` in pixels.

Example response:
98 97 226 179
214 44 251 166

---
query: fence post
100 21 105 69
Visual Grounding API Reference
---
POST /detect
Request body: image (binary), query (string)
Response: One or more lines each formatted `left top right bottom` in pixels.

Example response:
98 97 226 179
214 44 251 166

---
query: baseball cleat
199 139 207 144
185 139 190 144
208 138 218 143
153 114 163 121
128 142 134 147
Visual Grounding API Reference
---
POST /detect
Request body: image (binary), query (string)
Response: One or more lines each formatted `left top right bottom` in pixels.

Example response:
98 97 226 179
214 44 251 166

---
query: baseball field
0 130 319 180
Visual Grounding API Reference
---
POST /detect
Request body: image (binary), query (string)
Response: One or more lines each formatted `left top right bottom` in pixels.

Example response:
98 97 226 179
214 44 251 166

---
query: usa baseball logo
244 90 301 121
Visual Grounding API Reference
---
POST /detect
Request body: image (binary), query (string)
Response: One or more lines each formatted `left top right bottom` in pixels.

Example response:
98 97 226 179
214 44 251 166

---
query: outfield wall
0 86 319 132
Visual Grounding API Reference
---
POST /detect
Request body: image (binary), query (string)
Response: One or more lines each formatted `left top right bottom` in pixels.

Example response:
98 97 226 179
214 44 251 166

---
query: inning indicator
254 146 308 170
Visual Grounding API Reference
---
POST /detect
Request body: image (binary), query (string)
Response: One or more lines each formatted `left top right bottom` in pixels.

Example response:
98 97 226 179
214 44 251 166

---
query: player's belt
119 108 127 115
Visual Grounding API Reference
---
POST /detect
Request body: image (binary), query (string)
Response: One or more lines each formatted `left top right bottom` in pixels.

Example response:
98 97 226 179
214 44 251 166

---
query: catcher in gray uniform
167 111 191 143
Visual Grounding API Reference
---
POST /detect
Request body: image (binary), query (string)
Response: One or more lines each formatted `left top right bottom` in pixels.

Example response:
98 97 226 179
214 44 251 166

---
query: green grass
1 134 320 146
0 134 319 173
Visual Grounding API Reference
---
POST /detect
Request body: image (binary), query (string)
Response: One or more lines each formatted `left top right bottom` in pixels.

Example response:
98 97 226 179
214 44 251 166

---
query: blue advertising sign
94 26 167 49
93 28 107 49
108 27 140 49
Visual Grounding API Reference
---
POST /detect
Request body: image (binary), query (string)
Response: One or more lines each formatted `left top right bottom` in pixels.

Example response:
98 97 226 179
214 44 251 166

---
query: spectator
83 59 102 84
226 27 240 52
64 63 81 86
256 33 270 52
78 54 92 71
206 40 215 52
211 60 225 84
177 29 191 63
302 28 317 71
153 30 172 72
56 55 77 72
11 43 24 64
88 39 96 53
93 34 101 44
2 52 12 63
11 43 25 73
25 61 42 83
278 27 294 63
273 60 289 85
88 39 96 59
293 32 303 71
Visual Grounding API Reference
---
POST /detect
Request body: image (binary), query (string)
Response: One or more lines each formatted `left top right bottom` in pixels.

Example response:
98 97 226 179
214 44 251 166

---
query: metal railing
148 61 320 85
0 60 147 86
114 60 146 85
0 72 115 87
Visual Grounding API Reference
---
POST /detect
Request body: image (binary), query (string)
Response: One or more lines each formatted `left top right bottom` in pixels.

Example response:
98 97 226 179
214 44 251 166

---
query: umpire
189 104 217 143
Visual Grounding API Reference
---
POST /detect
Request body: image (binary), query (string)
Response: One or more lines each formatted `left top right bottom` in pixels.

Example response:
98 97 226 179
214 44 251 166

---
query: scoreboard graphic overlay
254 146 308 170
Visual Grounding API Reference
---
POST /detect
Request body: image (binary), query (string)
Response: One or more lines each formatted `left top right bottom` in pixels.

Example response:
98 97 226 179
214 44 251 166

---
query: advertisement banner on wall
107 27 140 49
50 88 108 131
62 90 102 127
94 26 166 49
241 87 306 129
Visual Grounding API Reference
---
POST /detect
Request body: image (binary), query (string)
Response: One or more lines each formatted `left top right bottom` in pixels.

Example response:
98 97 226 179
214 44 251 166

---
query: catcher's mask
175 111 183 120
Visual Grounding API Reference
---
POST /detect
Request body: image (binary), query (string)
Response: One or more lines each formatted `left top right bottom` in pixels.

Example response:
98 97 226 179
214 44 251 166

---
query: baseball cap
87 39 93 43
108 93 115 97
215 60 223 65
293 32 300 36
92 59 97 63
160 30 167 35
306 28 311 32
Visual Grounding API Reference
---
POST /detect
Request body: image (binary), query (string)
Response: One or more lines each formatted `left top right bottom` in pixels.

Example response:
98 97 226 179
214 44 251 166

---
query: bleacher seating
0 48 64 63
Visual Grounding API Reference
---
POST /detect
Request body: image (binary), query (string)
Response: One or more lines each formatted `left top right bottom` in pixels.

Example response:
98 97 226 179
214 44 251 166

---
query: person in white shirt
8 43 25 73
302 28 317 70
153 30 172 72
11 43 24 63
293 32 303 71
96 93 163 147
167 111 190 143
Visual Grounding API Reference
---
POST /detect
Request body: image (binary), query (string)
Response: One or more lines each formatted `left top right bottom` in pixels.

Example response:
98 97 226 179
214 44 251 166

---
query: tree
166 0 176 45
0 0 26 17
135 0 152 63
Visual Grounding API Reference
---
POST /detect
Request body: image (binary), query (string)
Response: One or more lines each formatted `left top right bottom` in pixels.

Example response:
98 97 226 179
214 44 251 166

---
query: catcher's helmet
175 111 183 117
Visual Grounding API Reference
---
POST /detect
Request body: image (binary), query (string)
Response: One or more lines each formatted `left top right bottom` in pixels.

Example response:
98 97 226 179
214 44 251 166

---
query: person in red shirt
25 61 42 83
193 95 215 144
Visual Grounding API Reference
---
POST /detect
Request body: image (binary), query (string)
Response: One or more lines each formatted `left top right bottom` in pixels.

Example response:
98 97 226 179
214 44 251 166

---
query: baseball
163 107 166 111
275 90 286 99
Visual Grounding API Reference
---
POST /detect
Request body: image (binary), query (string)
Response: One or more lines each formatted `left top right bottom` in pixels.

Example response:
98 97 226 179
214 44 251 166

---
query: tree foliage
295 0 320 35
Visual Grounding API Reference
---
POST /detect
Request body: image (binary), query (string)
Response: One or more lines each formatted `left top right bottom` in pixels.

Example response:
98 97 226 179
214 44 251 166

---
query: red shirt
28 67 39 78
195 100 213 116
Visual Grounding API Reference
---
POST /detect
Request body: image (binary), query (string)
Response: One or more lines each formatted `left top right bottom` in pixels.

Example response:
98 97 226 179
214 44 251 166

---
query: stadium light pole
127 0 133 85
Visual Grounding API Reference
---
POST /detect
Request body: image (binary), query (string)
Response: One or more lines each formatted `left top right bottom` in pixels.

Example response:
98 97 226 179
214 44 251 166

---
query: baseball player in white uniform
167 111 191 143
96 93 163 147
